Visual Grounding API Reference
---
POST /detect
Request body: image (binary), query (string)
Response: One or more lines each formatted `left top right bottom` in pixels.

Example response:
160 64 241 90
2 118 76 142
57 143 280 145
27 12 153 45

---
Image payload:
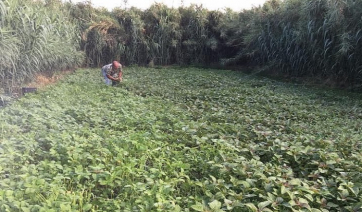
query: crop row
1 67 361 211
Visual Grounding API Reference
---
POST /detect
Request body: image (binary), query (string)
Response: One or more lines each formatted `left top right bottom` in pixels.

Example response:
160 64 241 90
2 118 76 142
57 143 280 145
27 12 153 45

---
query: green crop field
1 67 361 211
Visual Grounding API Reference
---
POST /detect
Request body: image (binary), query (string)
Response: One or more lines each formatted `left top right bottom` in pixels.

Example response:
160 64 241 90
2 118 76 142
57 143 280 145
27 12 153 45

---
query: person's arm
105 66 117 81
106 74 119 81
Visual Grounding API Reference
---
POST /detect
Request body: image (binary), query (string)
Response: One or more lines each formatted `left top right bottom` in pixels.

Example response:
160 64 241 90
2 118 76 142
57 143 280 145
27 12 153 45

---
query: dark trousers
112 80 120 86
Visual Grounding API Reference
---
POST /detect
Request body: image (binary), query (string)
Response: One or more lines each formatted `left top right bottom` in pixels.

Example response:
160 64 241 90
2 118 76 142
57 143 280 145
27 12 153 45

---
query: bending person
101 61 123 86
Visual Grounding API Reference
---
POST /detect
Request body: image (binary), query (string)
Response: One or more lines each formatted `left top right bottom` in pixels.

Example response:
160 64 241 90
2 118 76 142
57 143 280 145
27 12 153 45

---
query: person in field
101 61 123 86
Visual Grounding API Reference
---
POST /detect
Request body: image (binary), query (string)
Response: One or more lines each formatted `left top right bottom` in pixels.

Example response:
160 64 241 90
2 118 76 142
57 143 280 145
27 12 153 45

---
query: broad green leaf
289 179 301 186
191 202 204 212
82 203 92 211
352 202 362 210
209 200 221 210
281 185 287 194
244 203 258 212
258 201 272 209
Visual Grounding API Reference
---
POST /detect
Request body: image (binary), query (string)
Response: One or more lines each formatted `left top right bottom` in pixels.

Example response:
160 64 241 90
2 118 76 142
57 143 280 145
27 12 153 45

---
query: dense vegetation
0 0 84 93
1 67 361 211
2 0 362 93
74 0 362 88
1 0 362 209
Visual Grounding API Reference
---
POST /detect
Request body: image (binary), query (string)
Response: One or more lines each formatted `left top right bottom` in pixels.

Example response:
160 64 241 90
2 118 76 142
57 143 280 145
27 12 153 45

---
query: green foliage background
74 0 362 88
2 0 362 91
1 67 361 211
0 0 84 93
1 0 362 210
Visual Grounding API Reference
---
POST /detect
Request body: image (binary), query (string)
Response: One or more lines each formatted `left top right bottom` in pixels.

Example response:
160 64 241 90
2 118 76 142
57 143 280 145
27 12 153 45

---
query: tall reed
0 0 84 93
242 0 362 87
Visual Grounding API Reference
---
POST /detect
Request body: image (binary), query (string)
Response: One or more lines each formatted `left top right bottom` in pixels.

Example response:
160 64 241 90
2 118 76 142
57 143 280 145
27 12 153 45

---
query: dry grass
26 70 74 89
1 70 75 105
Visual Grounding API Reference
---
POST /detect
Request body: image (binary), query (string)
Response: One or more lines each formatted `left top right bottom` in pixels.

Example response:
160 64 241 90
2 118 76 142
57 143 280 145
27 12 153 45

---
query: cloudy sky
64 0 267 11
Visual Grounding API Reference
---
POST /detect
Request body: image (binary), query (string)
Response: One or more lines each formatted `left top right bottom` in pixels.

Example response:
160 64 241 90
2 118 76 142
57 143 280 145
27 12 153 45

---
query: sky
64 0 268 11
